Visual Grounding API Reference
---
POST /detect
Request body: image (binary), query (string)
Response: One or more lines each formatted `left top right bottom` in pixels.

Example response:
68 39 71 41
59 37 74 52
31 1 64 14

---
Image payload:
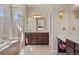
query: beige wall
26 5 52 32
51 4 79 54
26 5 53 47
68 5 79 36
0 4 79 54
52 4 71 54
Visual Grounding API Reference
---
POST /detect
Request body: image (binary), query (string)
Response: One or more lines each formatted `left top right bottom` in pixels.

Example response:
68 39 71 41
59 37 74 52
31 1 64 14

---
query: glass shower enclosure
0 4 24 55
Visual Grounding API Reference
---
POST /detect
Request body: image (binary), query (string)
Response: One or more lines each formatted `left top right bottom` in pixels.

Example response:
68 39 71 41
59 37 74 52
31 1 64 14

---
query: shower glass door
12 9 25 50
0 5 11 50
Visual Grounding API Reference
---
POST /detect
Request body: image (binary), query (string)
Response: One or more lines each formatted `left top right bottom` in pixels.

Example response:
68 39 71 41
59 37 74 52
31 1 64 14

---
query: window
14 11 22 20
0 7 3 17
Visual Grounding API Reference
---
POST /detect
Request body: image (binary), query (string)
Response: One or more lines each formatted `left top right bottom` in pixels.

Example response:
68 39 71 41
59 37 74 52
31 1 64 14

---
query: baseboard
52 50 58 55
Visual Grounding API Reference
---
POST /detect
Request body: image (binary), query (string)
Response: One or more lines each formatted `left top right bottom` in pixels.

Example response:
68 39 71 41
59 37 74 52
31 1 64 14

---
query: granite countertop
67 35 79 44
57 33 69 42
57 33 79 44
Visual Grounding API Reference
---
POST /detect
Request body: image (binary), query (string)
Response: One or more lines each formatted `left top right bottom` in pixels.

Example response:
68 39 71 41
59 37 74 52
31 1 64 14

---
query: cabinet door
66 45 74 55
25 33 31 44
43 35 49 44
75 43 79 51
66 39 74 48
37 33 49 45
75 43 79 55
31 33 38 44
75 51 79 55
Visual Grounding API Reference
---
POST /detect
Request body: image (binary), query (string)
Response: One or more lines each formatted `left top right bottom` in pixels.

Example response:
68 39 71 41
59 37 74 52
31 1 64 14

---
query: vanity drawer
75 43 79 51
66 39 74 48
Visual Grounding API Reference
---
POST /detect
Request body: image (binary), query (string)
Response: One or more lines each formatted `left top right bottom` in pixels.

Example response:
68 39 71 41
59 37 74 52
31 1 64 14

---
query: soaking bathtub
0 39 19 55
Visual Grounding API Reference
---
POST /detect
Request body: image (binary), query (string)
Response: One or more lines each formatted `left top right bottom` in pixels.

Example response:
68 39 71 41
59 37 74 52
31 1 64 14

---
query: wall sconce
74 4 79 19
74 9 79 19
59 9 64 19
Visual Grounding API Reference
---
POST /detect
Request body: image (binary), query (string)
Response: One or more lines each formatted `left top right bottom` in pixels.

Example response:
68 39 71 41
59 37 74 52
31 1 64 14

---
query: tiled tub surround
0 41 9 52
57 34 79 55
0 40 19 55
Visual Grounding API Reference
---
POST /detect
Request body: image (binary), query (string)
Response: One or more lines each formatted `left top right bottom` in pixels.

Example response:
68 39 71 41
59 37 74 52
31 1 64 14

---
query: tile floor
0 42 19 55
19 45 53 55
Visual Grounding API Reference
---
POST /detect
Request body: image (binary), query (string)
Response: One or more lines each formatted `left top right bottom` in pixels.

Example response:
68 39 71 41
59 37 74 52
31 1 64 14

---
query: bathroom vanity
66 38 79 55
57 34 79 55
25 32 49 45
0 40 19 55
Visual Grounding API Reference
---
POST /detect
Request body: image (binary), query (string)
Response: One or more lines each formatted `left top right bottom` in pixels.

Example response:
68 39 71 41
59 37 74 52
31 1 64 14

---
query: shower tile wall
0 6 3 44
0 5 12 44
3 5 12 40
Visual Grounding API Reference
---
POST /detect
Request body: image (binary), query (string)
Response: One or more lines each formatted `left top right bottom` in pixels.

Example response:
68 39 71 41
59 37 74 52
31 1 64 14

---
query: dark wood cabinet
58 39 66 53
58 38 79 55
66 39 79 55
25 33 49 45
31 33 38 44
75 51 79 55
66 39 74 48
75 43 79 55
66 39 75 55
66 45 74 55
25 33 31 45
37 33 49 44
75 43 79 51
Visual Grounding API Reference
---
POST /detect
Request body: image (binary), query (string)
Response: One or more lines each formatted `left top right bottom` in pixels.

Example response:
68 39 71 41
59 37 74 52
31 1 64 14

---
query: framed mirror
37 18 45 31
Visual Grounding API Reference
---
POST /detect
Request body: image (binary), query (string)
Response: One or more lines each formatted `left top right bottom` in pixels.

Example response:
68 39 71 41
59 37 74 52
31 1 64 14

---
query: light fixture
59 9 64 19
33 15 42 19
32 13 45 19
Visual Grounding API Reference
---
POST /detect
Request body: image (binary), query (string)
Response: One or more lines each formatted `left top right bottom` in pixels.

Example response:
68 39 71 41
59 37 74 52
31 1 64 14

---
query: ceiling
26 4 53 9
25 4 79 12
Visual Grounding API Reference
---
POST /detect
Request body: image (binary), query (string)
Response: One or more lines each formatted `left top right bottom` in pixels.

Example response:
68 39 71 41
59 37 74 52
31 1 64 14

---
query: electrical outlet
72 27 75 31
62 27 66 31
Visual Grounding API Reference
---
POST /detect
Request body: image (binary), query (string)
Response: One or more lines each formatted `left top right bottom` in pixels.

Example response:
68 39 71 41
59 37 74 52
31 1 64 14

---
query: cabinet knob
62 27 66 31
72 27 75 31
